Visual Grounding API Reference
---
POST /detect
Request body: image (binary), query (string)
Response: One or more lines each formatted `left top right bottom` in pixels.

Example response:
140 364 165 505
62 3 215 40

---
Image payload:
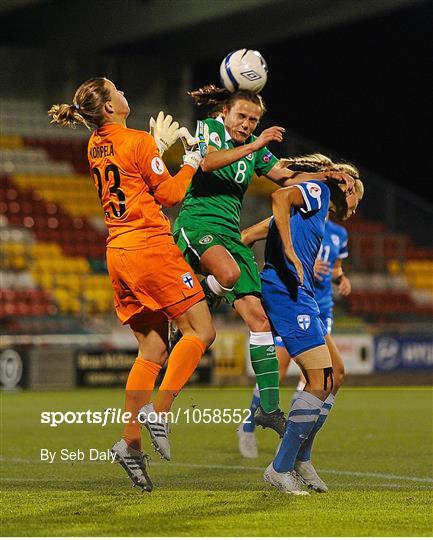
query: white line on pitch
1 478 432 490
318 468 433 483
1 456 432 484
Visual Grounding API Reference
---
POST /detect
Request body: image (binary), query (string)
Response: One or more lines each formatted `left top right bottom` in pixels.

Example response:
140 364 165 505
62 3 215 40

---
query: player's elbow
200 161 211 173
154 189 184 207
271 188 287 205
153 195 175 208
200 157 215 173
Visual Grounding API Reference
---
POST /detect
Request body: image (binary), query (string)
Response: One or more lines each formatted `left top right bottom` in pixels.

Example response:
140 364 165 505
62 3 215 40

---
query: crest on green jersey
199 235 214 245
209 132 222 148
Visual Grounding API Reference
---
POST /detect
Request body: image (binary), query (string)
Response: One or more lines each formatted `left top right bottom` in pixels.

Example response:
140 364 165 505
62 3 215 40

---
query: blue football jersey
315 220 349 313
263 181 330 297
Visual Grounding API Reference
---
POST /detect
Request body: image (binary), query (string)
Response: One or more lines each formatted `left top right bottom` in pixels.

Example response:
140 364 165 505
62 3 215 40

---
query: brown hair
48 77 111 130
188 84 266 118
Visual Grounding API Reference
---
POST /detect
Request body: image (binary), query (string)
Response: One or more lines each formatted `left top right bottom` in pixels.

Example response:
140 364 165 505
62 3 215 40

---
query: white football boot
110 439 153 492
237 424 258 458
294 460 328 492
138 403 171 460
264 462 310 496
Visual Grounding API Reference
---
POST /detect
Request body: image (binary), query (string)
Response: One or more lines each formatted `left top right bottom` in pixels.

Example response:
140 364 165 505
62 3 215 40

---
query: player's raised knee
216 267 240 289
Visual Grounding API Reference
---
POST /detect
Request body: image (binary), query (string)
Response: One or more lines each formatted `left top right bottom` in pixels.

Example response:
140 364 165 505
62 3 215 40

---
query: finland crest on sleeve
331 234 340 246
297 314 311 330
181 272 194 289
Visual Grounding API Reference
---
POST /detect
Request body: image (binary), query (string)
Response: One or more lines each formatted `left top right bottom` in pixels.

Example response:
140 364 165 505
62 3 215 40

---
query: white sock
296 380 306 392
249 331 274 346
206 275 233 296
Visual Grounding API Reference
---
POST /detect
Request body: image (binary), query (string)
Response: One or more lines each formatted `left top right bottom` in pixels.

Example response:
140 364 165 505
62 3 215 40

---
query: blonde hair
278 154 363 195
330 162 364 200
278 153 364 218
278 153 334 173
48 77 111 130
354 178 364 200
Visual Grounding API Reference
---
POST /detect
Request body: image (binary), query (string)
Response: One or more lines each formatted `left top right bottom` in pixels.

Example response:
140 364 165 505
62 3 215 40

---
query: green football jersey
173 116 278 238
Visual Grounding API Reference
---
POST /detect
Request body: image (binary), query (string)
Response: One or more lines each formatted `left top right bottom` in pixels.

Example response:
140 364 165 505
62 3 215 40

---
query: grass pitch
1 386 432 536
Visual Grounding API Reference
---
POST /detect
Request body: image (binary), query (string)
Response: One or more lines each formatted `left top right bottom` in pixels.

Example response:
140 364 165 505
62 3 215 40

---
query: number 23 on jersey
92 164 126 218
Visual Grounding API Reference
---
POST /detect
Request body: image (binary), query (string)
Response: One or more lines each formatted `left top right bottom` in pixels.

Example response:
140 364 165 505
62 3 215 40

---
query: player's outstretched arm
142 121 209 207
200 126 285 173
151 166 196 207
240 217 272 247
271 187 305 285
138 130 200 208
266 161 355 193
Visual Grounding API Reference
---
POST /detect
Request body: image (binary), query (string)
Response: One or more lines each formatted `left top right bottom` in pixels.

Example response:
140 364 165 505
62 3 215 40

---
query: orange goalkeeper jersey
88 123 194 249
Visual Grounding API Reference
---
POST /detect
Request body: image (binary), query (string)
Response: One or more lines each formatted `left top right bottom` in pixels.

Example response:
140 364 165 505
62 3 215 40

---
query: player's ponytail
188 84 230 107
279 155 364 198
331 162 360 180
278 153 334 174
48 103 89 129
188 84 266 117
48 77 111 131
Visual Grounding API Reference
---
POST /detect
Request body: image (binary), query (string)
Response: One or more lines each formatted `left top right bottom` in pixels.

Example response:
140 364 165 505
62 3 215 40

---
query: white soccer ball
220 49 268 94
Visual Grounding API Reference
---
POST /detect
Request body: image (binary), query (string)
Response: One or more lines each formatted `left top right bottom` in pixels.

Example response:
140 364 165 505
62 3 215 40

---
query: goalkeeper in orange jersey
49 78 215 492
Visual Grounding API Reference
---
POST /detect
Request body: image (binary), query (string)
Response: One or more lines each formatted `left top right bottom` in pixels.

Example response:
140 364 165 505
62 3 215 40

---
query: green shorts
173 226 261 305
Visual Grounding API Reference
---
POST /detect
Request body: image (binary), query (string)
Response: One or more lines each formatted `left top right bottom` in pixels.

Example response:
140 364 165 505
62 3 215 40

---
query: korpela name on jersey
90 144 114 158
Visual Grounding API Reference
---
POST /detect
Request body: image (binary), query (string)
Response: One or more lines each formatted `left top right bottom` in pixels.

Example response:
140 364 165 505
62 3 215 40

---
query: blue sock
243 385 260 433
297 393 335 462
290 391 299 409
273 391 323 473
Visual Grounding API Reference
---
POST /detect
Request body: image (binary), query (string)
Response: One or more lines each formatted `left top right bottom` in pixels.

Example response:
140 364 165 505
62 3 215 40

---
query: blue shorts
274 335 285 348
319 308 333 335
275 310 332 348
263 280 327 358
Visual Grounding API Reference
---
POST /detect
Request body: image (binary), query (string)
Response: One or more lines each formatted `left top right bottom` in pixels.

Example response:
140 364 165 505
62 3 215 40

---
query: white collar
216 115 231 142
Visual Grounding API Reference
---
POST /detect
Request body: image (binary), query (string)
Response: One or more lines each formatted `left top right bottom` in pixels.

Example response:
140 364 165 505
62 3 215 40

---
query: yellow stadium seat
388 259 433 293
1 242 31 270
12 173 101 218
0 135 23 148
387 260 401 274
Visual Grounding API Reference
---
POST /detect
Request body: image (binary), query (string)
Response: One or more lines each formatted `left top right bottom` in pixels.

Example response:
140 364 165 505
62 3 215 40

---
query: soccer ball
220 49 268 94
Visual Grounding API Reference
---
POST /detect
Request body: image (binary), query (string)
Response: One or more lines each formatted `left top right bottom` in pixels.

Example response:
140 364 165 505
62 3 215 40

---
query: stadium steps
12 173 103 220
1 175 112 315
1 175 106 258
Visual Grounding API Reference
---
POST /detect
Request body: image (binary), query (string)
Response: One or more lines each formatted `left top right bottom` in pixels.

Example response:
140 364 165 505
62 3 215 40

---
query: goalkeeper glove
149 111 180 155
178 121 209 170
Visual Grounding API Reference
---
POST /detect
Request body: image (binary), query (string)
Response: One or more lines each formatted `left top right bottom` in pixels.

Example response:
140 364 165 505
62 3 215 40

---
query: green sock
249 332 279 413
